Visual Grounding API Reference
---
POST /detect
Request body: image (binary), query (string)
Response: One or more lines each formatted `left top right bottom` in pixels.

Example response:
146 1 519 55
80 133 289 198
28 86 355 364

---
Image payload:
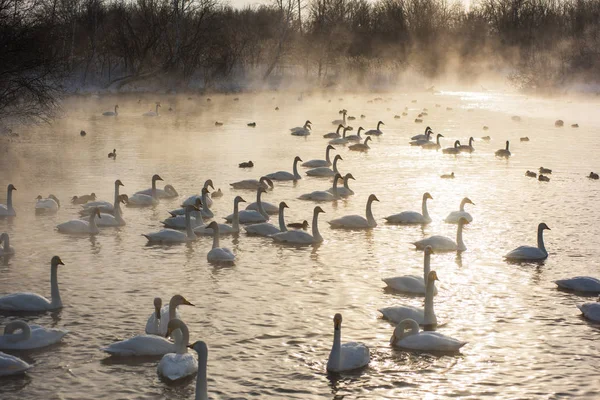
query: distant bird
80 130 86 137
588 172 599 180
108 149 116 159
143 104 160 117
239 161 254 168
520 137 529 142
247 122 256 127
571 123 579 128
481 135 491 140
511 116 521 121
539 167 552 174
287 220 309 230
440 172 455 179
103 105 118 116
483 126 489 131
71 193 96 204
538 175 550 182
555 120 564 127
525 171 537 178
215 121 223 126
415 118 423 123
495 141 511 158
275 107 279 110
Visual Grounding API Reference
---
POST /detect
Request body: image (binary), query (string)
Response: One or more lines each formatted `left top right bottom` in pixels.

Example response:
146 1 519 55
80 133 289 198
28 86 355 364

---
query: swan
411 126 433 141
103 105 118 116
143 103 161 117
382 246 438 296
145 297 163 335
245 202 288 236
157 319 198 381
554 277 600 294
0 320 68 350
299 174 340 201
302 145 336 168
0 352 31 376
349 136 371 151
459 137 475 153
102 331 179 357
183 179 215 208
35 194 60 214
445 197 474 224
385 192 433 225
167 198 203 221
422 134 444 150
577 301 600 322
57 208 101 234
379 271 438 326
272 206 324 245
0 184 16 217
146 294 194 336
290 120 312 136
136 184 179 199
290 120 312 133
365 121 384 136
495 140 511 158
345 127 363 142
306 154 342 177
327 173 355 197
326 313 370 373
230 176 274 191
0 256 65 311
81 180 125 214
190 341 209 400
504 223 550 261
108 149 116 159
409 130 432 146
224 187 268 224
329 127 352 145
329 194 379 229
265 156 303 181
92 180 126 227
71 193 96 204
413 218 468 252
323 124 344 139
143 205 199 243
0 233 15 256
195 196 245 235
442 140 461 154
129 174 163 206
206 222 235 263
331 109 347 125
390 319 466 352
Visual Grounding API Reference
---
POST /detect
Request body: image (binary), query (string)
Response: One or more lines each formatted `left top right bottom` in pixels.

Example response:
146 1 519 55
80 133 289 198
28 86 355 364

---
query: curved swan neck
185 208 195 239
377 121 383 130
212 225 220 249
366 198 376 227
256 189 268 218
459 198 467 211
7 187 13 209
343 176 351 189
537 225 546 252
232 200 240 231
293 158 300 179
171 321 189 354
424 278 436 323
312 210 322 242
333 157 340 174
422 196 430 219
4 321 31 342
423 252 431 283
195 347 208 400
278 205 287 232
325 147 332 163
50 263 62 308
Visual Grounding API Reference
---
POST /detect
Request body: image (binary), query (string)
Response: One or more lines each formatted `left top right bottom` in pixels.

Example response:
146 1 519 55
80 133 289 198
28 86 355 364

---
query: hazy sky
226 0 471 11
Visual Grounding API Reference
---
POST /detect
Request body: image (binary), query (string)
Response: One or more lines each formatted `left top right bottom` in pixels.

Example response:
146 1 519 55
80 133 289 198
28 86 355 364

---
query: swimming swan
290 120 312 136
577 301 600 322
413 218 468 252
349 136 371 151
157 319 198 381
329 194 379 229
326 313 370 373
183 179 215 208
146 294 193 336
129 174 163 206
554 277 600 294
0 320 68 350
0 184 16 217
35 194 60 214
411 126 433 141
495 140 511 158
331 109 347 126
245 202 288 236
302 145 336 168
299 174 341 201
504 223 550 261
306 154 342 177
445 197 474 224
225 187 269 224
459 137 475 153
365 121 384 136
272 206 324 245
206 222 235 263
385 192 432 225
57 208 101 234
0 352 31 376
323 125 344 139
195 196 245 235
136 184 179 199
422 134 444 150
143 205 199 243
265 156 303 181
442 140 461 154
328 173 355 197
0 233 15 256
390 318 466 352
230 176 274 191
143 103 161 117
94 180 126 227
382 246 438 295
329 127 352 145
379 271 439 326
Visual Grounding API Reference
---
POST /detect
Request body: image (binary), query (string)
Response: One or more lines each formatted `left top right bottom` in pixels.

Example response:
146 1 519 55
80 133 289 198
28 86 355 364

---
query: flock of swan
1 101 599 398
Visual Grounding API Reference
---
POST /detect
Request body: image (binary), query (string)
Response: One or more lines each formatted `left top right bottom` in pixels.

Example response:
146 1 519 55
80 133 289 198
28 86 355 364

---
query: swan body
345 127 363 142
244 202 288 236
349 136 371 151
136 184 178 199
390 319 466 352
422 134 444 150
0 233 15 256
272 206 324 245
495 140 511 158
329 127 352 145
35 194 60 214
144 205 199 243
0 256 65 311
327 173 355 197
323 125 343 139
302 145 335 168
445 197 474 224
145 295 193 336
182 180 215 208
442 140 461 154
0 352 31 376
103 105 118 116
409 130 432 146
379 271 439 326
410 126 432 141
94 180 126 227
306 154 342 177
299 174 340 201
57 208 101 234
245 201 278 214
383 246 438 295
459 137 475 153
365 121 384 136
195 196 245 235
504 223 550 261
0 321 68 350
555 277 600 294
0 184 16 217
230 176 274 191
225 187 268 224
290 120 312 136
331 109 347 125
157 319 198 381
413 218 468 252
329 194 379 229
578 302 600 322
129 174 163 206
207 222 235 263
143 104 161 117
265 156 302 180
326 313 370 373
103 334 177 356
385 192 432 225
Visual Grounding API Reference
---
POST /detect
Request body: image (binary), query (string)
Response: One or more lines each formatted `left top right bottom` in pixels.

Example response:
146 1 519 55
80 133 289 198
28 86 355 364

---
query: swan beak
187 343 194 348
183 299 195 306
58 259 65 266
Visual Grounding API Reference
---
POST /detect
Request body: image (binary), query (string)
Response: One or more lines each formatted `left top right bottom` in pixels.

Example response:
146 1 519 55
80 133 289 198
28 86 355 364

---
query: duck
265 156 303 181
290 120 311 136
329 194 379 229
525 170 537 178
495 140 511 158
143 205 199 243
35 194 60 214
385 192 433 225
442 140 461 154
459 137 475 153
302 145 336 168
211 188 223 198
182 179 215 209
365 121 384 136
504 222 550 262
0 233 15 256
411 127 433 141
108 149 117 159
224 187 269 224
287 220 308 230
390 318 466 352
422 134 444 150
589 172 599 180
0 352 31 376
349 136 371 151
345 127 363 142
328 126 353 145
0 320 67 350
413 217 468 252
326 313 370 373
128 174 163 206
206 222 235 263
80 130 86 136
520 137 530 142
57 208 101 234
383 246 438 295
331 109 347 126
538 175 550 182
539 167 552 174
306 154 342 177
195 196 245 235
379 271 439 326
103 105 118 116
143 103 161 116
327 173 355 197
71 192 96 205
299 173 341 201
440 172 455 179
555 120 564 127
481 135 491 140
157 319 198 381
272 206 324 245
554 277 600 294
247 122 256 127
323 124 344 139
0 256 65 311
445 197 474 224
577 300 600 322
239 161 254 168
215 121 223 126
145 294 194 336
245 202 288 236
230 176 274 191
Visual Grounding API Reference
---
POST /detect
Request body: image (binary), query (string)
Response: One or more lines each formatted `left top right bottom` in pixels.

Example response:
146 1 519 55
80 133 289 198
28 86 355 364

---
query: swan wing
265 171 296 181
413 236 457 251
226 210 267 224
329 215 368 229
143 229 187 243
382 276 430 295
385 211 426 224
57 219 92 233
445 211 473 224
158 353 198 380
578 303 600 322
103 335 175 356
378 305 425 325
306 167 334 177
0 352 32 376
246 202 279 214
396 332 466 352
244 223 280 237
340 342 370 370
96 214 122 227
504 246 547 260
302 159 329 168
208 248 235 262
0 293 53 311
554 277 600 293
272 230 313 244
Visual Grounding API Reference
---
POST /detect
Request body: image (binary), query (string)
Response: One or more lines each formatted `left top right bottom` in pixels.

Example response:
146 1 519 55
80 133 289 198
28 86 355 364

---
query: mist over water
1 90 600 399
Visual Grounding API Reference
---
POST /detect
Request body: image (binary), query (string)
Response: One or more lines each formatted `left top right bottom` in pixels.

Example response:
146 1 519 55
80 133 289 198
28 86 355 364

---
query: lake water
1 90 600 399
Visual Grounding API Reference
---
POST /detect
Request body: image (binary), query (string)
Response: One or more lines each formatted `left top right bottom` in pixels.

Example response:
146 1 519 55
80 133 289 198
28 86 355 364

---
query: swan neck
278 206 287 232
232 201 240 231
325 147 332 163
7 187 13 209
312 211 322 242
256 190 267 218
423 252 431 283
366 199 376 227
201 191 209 211
293 159 300 179
195 349 208 400
173 322 189 354
333 158 339 173
151 179 157 198
344 176 350 189
329 327 342 371
422 197 430 219
332 177 339 196
50 264 62 308
185 209 195 239
212 226 220 249
4 321 31 342
537 226 546 252
424 278 436 323
459 199 467 211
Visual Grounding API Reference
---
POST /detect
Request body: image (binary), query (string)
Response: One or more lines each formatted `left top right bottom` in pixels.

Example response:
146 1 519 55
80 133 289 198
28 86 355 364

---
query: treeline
1 0 600 121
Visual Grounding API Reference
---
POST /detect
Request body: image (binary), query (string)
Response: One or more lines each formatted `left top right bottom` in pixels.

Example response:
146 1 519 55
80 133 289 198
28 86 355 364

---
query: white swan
195 196 245 235
385 192 432 225
143 103 161 117
206 222 235 263
57 208 101 234
290 120 312 136
245 202 288 236
0 352 31 376
554 277 600 294
578 301 600 322
383 246 438 295
0 233 15 256
323 124 344 139
145 297 163 335
272 206 324 245
94 180 126 227
190 341 209 400
442 140 461 154
504 223 550 261
230 176 274 191
265 156 303 181
413 218 468 252
0 256 65 311
102 332 178 357
495 140 511 158
331 109 347 125
136 184 179 199
329 194 379 229
459 137 475 153
327 173 355 197
183 179 215 208
306 154 342 177
329 127 352 145
422 134 444 150
224 187 268 224
409 130 432 146
143 205 199 243
326 313 370 373
445 197 474 224
299 174 340 201
365 121 384 136
157 319 198 381
411 126 432 141
349 136 371 151
302 145 336 168
35 194 60 214
390 319 466 352
103 105 118 116
129 174 163 206
345 127 363 142
0 320 68 350
379 271 439 326
146 294 193 336
0 184 16 217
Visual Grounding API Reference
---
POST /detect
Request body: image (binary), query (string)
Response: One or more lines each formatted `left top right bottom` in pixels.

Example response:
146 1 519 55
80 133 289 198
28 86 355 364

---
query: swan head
234 196 246 204
334 155 343 162
337 124 344 130
424 192 433 200
36 195 43 200
152 174 163 182
427 270 439 283
51 256 64 268
327 144 335 150
462 197 474 206
437 134 444 138
115 179 124 187
170 294 194 308
165 318 185 338
115 105 119 109
306 120 312 125
333 313 342 330
188 340 208 356
368 194 379 203
204 179 214 190
365 136 372 143
424 245 434 255
294 156 303 163
119 194 129 204
454 140 461 148
539 222 550 231
345 173 355 181
314 206 325 215
378 121 385 125
425 126 432 132
153 297 162 318
49 194 60 206
358 127 364 133
279 201 289 209
458 217 469 226
201 187 210 196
